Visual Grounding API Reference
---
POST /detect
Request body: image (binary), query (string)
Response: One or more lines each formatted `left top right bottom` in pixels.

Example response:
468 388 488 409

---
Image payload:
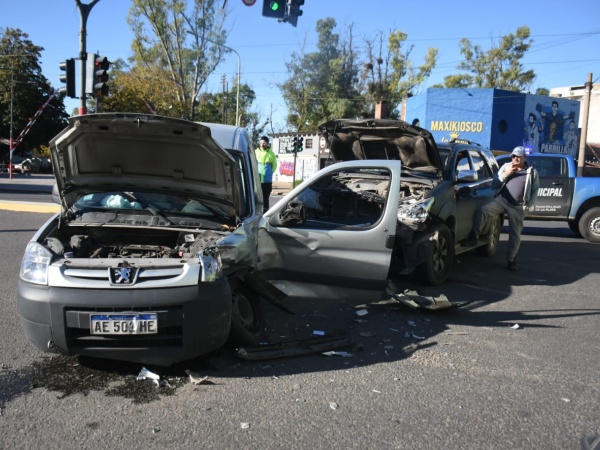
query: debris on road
236 336 357 360
322 351 353 357
185 370 213 385
385 281 453 310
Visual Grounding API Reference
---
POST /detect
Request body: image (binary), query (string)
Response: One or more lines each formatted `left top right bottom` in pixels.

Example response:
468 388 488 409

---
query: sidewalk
271 180 293 196
0 173 54 194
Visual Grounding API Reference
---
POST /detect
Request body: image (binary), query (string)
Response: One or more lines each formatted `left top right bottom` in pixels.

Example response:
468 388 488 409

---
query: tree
124 0 230 120
442 26 536 92
194 81 256 125
279 19 439 129
0 28 68 160
361 30 438 117
280 19 364 131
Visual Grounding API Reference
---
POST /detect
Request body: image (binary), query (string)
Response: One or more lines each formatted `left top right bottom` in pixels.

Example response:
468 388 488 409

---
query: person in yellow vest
255 136 278 212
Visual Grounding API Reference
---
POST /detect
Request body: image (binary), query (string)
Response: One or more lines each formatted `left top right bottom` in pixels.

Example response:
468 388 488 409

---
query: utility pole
75 0 100 115
577 73 593 177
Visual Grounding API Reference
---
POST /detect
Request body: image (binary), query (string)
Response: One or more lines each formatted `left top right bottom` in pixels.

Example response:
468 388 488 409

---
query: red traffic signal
85 53 110 98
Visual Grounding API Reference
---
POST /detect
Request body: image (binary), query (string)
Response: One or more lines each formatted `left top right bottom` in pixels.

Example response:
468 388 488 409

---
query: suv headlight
20 242 53 285
397 197 434 224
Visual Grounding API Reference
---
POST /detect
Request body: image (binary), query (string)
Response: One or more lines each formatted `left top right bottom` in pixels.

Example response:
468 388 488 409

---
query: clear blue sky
3 0 600 132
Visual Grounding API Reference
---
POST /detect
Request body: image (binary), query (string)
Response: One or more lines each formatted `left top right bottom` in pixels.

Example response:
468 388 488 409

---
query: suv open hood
319 118 442 171
50 113 241 217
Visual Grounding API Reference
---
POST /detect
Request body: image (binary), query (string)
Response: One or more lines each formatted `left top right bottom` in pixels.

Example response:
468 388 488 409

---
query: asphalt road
1 207 599 449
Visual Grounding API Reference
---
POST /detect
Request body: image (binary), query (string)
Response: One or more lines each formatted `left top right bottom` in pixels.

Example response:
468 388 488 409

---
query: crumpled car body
17 114 264 366
258 118 500 290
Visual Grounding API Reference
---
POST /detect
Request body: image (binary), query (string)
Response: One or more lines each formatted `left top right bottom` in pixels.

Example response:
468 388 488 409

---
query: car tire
568 219 582 237
578 207 600 244
476 214 501 257
226 286 264 348
416 223 454 286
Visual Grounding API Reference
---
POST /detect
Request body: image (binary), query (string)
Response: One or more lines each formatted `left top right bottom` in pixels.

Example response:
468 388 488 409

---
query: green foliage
362 30 438 116
535 87 550 96
279 19 439 129
443 26 536 92
280 18 366 131
123 0 229 120
0 28 68 160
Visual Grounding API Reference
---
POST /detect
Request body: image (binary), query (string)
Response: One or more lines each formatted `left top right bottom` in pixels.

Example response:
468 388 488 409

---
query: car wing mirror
456 169 478 183
278 200 307 227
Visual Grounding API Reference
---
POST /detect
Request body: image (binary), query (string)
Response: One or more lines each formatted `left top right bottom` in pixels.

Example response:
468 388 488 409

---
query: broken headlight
397 197 434 224
199 250 223 282
20 242 53 286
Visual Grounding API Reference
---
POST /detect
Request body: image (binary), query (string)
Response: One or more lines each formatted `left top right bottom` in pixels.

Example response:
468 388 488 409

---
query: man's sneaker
507 260 517 271
463 233 478 247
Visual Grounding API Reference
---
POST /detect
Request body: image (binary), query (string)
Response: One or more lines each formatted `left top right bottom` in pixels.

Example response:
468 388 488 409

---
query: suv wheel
476 214 501 257
579 207 600 243
417 223 454 285
226 286 264 348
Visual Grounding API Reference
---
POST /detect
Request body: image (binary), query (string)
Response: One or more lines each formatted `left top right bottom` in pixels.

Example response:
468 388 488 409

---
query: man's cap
511 146 525 157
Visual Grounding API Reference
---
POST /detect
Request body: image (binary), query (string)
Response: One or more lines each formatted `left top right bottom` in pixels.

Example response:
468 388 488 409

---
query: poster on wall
523 96 580 157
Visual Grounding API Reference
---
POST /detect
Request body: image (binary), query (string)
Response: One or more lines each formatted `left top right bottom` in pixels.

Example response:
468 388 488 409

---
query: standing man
255 136 278 213
465 146 540 271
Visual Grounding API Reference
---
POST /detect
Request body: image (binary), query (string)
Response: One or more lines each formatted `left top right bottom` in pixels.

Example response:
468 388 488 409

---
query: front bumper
17 279 232 366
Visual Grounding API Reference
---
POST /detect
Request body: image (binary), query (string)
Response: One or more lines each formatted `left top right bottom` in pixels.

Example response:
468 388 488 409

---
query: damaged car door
258 160 401 302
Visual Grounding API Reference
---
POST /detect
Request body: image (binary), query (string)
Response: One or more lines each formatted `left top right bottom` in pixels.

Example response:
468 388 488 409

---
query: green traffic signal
262 0 285 18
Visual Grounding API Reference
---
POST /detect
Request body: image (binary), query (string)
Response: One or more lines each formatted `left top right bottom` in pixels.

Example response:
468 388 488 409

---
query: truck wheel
416 223 454 285
226 286 264 348
568 220 582 237
476 214 501 257
578 207 600 243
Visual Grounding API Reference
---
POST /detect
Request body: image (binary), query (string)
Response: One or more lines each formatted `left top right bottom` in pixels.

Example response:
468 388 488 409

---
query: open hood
50 113 242 217
319 118 442 171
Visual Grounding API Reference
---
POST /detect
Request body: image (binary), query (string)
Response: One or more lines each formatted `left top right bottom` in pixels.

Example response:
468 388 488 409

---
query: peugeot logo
109 267 139 285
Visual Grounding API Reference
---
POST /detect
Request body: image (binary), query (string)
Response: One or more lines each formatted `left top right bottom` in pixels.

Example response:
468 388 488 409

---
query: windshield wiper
122 192 174 225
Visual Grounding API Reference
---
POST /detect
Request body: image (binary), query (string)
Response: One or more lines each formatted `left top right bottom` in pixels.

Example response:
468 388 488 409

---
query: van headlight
199 250 222 282
20 242 53 285
397 197 434 224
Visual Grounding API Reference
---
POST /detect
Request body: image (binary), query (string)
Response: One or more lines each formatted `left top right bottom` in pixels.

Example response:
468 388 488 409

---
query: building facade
406 88 582 157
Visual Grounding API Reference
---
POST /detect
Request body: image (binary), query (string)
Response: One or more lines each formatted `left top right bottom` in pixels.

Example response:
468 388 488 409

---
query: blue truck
496 153 600 243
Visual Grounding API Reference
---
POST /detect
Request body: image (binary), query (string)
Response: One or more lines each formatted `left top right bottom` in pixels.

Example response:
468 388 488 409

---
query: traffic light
291 136 298 152
86 53 110 98
285 0 304 27
262 0 285 19
297 136 304 152
59 59 76 98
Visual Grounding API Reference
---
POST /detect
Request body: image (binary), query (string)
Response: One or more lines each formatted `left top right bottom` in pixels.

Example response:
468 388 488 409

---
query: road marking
0 201 60 213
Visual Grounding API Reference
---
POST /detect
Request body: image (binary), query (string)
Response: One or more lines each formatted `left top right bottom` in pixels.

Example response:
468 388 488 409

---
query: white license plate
90 314 158 335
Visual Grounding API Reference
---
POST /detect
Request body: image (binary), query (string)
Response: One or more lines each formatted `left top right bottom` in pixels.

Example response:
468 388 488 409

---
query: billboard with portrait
523 96 580 157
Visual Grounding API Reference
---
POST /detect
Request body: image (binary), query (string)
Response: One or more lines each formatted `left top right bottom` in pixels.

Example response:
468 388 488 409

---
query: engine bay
43 225 228 259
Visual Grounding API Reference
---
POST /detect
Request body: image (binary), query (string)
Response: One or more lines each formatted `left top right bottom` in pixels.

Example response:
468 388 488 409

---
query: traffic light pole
75 0 100 115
